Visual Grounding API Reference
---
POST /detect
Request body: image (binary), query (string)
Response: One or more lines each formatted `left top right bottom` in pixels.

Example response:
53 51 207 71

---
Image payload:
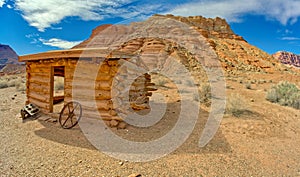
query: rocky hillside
273 51 300 68
74 14 287 75
0 44 24 74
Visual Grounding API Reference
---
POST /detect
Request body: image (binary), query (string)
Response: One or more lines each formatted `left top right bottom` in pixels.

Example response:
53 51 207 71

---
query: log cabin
19 48 155 127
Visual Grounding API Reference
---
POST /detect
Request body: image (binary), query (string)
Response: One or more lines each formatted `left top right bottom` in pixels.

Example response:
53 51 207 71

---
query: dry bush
0 74 27 90
200 84 211 106
266 81 300 109
226 93 249 117
0 81 8 89
153 76 168 87
245 82 252 89
15 78 26 91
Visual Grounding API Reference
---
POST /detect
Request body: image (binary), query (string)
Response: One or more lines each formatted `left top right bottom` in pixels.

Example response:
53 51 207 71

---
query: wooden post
49 66 54 113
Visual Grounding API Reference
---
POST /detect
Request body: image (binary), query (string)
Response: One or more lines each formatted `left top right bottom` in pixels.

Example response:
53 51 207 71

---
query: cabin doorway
50 66 65 113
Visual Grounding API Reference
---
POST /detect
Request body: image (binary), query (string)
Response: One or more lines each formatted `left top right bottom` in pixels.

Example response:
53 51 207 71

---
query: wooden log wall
26 57 156 129
26 58 77 113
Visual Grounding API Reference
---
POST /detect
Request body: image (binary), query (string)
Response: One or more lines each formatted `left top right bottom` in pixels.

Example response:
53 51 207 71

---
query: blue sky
1 0 300 56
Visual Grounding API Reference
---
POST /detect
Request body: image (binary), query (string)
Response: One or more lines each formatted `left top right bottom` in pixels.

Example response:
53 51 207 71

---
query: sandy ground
0 74 300 176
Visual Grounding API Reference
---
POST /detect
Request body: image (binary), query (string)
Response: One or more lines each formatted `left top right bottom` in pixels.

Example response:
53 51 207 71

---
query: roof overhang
18 48 134 62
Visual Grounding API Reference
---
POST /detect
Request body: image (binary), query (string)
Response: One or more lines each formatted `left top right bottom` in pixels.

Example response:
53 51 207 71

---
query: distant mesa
273 51 300 68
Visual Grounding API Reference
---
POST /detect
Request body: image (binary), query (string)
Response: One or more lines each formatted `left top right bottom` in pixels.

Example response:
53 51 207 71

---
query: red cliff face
273 51 300 68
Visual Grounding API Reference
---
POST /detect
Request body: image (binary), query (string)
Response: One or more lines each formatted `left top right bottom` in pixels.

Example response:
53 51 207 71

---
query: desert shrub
174 79 182 84
14 77 26 91
54 76 64 91
7 79 16 87
155 77 168 87
266 81 300 109
226 93 249 117
289 93 300 109
200 84 211 106
245 82 251 89
0 81 8 89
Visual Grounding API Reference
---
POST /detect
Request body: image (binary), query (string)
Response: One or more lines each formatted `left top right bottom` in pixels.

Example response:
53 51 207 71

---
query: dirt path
0 86 300 176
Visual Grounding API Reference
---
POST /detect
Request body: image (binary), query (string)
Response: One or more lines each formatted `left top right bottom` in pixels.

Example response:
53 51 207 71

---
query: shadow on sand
33 101 232 155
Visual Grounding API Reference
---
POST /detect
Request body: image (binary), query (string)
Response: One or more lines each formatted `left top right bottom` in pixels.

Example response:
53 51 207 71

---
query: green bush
266 81 300 109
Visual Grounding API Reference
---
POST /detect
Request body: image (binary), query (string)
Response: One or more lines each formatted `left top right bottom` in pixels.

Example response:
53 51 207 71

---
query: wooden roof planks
18 48 135 62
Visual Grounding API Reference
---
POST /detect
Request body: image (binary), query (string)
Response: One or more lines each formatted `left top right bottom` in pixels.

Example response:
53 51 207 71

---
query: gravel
0 87 300 176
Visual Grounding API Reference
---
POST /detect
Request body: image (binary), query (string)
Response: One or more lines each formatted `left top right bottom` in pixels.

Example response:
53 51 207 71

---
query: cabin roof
18 48 134 62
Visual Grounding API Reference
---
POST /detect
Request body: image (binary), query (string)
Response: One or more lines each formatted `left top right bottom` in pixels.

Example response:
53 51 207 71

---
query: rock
110 120 119 127
16 113 21 119
118 122 127 129
128 174 142 177
273 51 300 68
72 14 287 79
0 44 22 74
109 109 117 116
104 120 110 127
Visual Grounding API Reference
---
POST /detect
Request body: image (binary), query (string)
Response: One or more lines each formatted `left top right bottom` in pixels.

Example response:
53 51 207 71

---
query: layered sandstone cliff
273 51 300 68
74 14 286 75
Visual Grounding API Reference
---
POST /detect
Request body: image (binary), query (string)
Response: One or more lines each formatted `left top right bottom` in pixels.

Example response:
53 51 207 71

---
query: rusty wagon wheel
59 101 82 129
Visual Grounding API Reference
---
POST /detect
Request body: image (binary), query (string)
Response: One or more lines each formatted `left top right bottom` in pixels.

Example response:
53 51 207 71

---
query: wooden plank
28 92 50 102
53 96 64 104
28 82 49 91
73 90 112 100
28 67 51 73
29 76 50 85
28 72 50 78
76 100 113 111
28 97 49 110
82 110 123 121
19 48 126 61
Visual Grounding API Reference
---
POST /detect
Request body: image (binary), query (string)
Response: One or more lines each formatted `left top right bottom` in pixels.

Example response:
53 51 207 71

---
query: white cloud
39 38 82 49
51 27 63 30
168 0 300 25
0 0 5 7
281 37 300 41
15 0 163 32
7 4 12 9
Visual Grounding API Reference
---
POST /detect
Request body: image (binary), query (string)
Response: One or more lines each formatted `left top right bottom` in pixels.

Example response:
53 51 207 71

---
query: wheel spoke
62 114 72 127
59 101 82 129
70 114 74 125
70 103 79 114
